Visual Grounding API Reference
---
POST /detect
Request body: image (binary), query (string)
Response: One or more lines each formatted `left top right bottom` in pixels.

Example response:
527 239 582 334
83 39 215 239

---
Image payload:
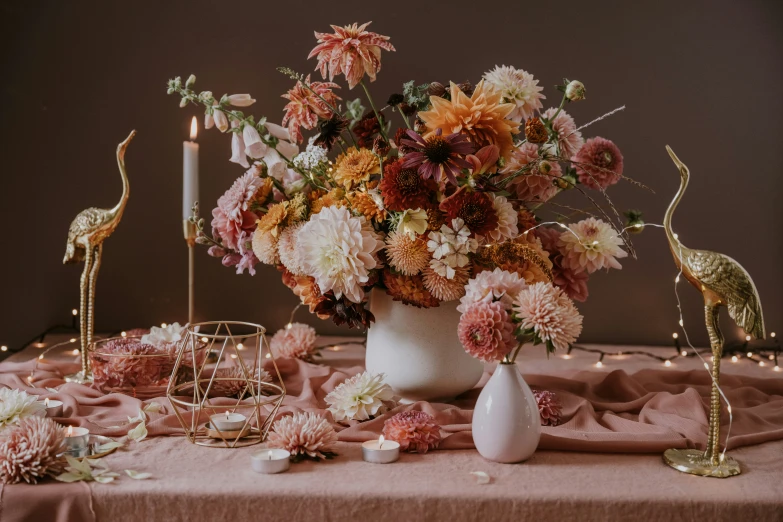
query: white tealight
362 436 400 464
251 449 290 474
63 426 90 456
42 398 64 418
210 412 247 432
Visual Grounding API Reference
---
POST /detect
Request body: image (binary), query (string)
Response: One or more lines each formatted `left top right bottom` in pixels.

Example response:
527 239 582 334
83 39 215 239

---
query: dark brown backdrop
1 0 781 351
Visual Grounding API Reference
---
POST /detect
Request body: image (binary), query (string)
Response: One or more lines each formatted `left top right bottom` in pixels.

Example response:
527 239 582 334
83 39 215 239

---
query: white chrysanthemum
482 65 545 122
252 227 279 265
0 389 45 428
293 136 329 170
278 222 306 276
325 372 397 422
558 217 628 274
141 322 186 349
513 282 583 351
297 206 383 303
485 194 518 242
457 268 527 313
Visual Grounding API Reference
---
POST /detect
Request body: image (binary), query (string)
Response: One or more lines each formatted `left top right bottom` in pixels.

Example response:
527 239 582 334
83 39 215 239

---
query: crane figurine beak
665 145 688 178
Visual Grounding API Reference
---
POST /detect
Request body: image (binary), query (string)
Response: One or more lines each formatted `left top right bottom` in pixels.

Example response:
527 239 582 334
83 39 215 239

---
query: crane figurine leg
662 303 741 478
65 243 96 384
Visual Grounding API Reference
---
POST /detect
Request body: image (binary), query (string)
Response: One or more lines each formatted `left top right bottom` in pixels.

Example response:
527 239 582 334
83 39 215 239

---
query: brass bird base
64 370 93 384
663 448 741 478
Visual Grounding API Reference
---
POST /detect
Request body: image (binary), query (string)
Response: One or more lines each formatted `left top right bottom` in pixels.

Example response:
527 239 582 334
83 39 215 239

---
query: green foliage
402 80 431 112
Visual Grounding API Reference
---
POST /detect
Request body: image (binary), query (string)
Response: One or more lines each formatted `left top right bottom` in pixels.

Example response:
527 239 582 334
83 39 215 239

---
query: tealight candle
210 411 247 432
42 398 63 417
251 449 290 474
362 435 400 464
63 426 90 457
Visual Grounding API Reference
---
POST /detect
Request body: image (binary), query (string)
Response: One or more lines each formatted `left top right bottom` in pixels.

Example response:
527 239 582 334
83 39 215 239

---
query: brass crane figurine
661 145 765 478
63 130 136 383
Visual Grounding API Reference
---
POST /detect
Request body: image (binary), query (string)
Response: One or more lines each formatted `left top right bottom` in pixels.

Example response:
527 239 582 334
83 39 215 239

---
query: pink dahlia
217 172 264 224
282 75 342 144
382 410 441 453
503 142 562 203
308 22 395 89
90 339 171 393
513 282 583 351
458 301 516 362
573 137 624 190
268 412 338 460
558 217 628 274
541 108 584 159
536 226 590 302
534 390 562 427
270 323 318 360
457 268 527 313
0 417 65 484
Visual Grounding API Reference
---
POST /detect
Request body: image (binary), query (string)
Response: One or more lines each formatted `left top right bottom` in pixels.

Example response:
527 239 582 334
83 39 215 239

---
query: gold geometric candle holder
166 321 285 448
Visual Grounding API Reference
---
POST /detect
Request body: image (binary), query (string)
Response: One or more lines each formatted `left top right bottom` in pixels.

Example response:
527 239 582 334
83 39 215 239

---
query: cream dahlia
0 417 65 484
542 108 584 159
558 217 627 273
385 230 430 276
382 411 441 453
325 371 396 422
423 265 470 302
308 22 395 89
297 206 383 303
268 412 338 460
482 65 545 122
0 389 45 428
277 222 306 276
419 81 520 160
458 301 516 362
251 228 279 265
513 282 583 351
457 268 527 313
270 323 318 360
484 194 519 242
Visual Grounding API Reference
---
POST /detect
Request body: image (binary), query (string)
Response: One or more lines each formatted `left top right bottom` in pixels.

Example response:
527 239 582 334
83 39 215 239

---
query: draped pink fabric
1 341 782 522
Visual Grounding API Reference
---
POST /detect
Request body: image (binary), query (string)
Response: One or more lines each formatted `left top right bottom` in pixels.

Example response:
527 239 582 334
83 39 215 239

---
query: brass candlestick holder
661 146 766 478
62 130 136 384
166 321 286 448
183 218 196 324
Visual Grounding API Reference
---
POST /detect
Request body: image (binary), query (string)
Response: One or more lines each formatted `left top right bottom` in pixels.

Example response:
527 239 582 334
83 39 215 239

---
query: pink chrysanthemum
209 366 272 398
90 339 172 393
534 389 562 427
382 410 441 453
503 142 562 203
573 137 624 190
542 108 584 159
422 264 470 302
513 282 583 351
211 172 262 251
558 217 628 274
268 412 338 460
308 22 395 89
458 301 516 362
0 417 65 484
270 323 318 360
457 268 527 313
282 75 342 144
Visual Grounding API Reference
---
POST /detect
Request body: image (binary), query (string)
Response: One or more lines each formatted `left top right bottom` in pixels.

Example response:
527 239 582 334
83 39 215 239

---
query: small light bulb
675 275 680 283
27 376 33 383
664 360 672 367
681 350 687 356
731 356 738 363
595 361 603 368
678 319 684 327
562 354 571 360
769 355 774 361
121 331 127 338
745 335 751 342
161 323 167 328
331 345 341 352
71 309 78 316
237 343 244 350
285 323 293 330
673 233 679 240
69 338 77 343
38 355 43 360
747 352 753 358
72 349 80 356
265 353 271 359
672 333 679 339
774 365 781 372
703 362 709 370
592 240 599 246
727 405 732 414
759 361 766 367
0 345 6 352
770 332 776 338
230 354 238 359
201 337 208 342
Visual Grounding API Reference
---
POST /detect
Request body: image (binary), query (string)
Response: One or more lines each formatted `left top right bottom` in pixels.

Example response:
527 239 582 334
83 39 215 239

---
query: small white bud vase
472 362 540 463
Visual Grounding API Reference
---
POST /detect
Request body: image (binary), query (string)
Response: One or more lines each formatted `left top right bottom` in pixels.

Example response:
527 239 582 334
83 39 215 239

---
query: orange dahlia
418 80 520 161
382 269 440 308
308 22 395 89
333 147 380 189
347 191 386 223
379 159 437 211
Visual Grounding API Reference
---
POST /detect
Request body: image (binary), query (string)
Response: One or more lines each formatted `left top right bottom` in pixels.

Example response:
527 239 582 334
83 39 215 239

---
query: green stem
299 80 358 148
360 80 390 143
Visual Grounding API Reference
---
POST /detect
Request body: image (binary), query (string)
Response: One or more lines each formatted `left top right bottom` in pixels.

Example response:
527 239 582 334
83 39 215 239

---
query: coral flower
572 137 624 190
383 269 440 308
268 412 338 460
418 80 520 160
534 389 563 426
558 217 628 274
541 108 584 159
503 142 562 203
379 159 437 211
308 22 395 89
382 411 442 453
438 187 499 237
458 301 516 362
282 75 341 143
513 282 583 351
400 129 474 185
0 417 65 484
270 323 318 360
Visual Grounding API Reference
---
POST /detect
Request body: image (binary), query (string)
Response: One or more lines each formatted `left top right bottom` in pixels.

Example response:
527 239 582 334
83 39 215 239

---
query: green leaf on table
127 419 148 442
125 469 152 480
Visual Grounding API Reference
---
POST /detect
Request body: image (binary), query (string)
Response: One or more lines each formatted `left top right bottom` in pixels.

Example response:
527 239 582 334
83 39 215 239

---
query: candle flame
225 411 230 420
67 426 73 436
268 451 272 460
378 435 385 449
190 116 198 140
45 398 49 407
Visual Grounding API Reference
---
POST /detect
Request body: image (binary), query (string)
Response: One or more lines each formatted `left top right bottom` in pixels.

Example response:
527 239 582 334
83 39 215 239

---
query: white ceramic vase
365 290 484 403
472 362 541 463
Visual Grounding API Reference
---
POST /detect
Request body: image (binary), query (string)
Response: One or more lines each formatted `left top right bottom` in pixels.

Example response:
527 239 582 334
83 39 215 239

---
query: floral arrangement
167 21 636 339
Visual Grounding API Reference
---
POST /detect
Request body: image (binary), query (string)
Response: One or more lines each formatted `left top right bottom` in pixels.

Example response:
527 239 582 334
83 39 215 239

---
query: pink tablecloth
1 337 782 522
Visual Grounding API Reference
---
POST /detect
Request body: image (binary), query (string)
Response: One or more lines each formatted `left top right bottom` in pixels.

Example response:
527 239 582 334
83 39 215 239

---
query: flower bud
227 94 256 107
565 80 586 102
179 98 188 108
538 160 552 175
524 117 548 144
186 74 196 88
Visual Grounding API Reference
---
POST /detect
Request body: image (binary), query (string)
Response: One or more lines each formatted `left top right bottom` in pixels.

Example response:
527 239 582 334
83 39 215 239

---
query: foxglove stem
360 80 389 143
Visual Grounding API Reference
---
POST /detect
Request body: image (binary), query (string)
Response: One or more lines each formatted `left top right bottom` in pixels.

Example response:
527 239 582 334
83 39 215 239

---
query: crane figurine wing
685 249 765 339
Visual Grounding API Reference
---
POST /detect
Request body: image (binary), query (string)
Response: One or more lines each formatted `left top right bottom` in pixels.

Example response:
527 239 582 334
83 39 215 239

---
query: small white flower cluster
427 218 478 279
293 137 328 170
